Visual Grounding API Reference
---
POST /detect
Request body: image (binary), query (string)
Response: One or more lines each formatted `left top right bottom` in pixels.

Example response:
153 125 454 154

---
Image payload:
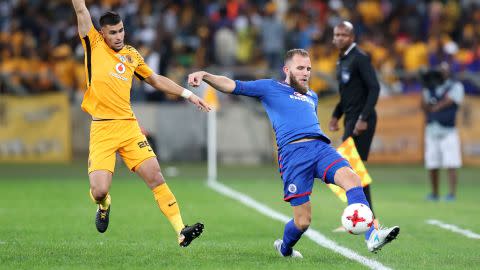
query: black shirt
333 45 380 121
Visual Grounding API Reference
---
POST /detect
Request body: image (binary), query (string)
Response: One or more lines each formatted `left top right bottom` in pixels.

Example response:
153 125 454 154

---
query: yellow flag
203 86 220 110
327 137 373 202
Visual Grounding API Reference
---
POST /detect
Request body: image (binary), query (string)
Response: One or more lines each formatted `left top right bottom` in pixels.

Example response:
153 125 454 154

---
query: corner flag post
204 86 220 183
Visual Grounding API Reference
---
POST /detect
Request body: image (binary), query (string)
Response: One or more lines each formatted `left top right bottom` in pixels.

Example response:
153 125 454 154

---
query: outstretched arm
72 0 93 37
144 73 211 112
188 71 236 93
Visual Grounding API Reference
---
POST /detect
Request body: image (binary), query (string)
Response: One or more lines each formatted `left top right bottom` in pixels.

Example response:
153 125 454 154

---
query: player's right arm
72 0 93 37
188 71 236 93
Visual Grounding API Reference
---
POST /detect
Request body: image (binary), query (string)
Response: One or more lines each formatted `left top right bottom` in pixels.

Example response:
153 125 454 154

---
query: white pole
207 109 217 183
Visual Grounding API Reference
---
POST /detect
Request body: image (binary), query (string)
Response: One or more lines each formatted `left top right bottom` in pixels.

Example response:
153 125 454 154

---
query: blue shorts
277 139 350 206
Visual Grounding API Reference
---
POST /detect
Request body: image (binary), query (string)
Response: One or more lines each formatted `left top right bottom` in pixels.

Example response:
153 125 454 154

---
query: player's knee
91 187 108 201
295 215 311 231
335 167 361 190
153 171 165 185
350 171 361 186
146 169 166 189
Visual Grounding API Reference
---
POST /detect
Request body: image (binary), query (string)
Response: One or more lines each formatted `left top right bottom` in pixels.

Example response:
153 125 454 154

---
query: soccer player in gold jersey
71 0 211 247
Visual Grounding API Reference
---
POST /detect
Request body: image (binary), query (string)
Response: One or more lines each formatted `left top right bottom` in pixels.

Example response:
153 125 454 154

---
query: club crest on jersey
288 184 297 193
341 68 350 83
125 55 133 63
115 63 126 74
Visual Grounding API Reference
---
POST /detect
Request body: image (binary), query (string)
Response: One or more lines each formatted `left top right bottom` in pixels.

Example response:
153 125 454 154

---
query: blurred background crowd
1 0 480 102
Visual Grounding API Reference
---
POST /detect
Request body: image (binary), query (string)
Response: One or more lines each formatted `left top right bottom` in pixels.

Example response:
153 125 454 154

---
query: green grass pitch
0 162 478 269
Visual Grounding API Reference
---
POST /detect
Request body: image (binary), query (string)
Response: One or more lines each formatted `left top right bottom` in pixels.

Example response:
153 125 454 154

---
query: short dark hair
285 49 309 63
99 11 122 27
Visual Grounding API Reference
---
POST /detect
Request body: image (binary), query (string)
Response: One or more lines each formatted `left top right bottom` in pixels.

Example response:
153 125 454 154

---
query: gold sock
89 189 111 210
152 183 185 234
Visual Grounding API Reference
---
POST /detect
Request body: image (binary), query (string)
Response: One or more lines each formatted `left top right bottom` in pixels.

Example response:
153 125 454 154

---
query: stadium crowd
1 0 480 100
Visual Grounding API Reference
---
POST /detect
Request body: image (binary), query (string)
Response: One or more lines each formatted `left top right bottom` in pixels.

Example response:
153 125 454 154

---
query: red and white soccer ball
341 203 374 235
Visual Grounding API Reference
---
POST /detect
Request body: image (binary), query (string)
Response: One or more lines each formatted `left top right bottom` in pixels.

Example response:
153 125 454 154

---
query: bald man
329 21 380 229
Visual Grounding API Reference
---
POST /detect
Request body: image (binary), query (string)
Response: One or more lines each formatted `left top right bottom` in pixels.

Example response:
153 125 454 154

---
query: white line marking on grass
426 219 480 239
208 180 392 270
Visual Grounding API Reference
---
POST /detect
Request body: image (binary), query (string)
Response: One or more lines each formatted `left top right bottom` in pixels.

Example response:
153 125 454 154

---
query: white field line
426 219 480 239
208 180 392 270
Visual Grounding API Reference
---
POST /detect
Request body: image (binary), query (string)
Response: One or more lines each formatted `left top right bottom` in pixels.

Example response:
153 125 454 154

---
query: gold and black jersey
80 26 153 119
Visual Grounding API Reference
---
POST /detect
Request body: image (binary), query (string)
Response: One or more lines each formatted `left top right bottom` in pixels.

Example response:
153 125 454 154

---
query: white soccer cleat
273 239 303 258
366 226 400 253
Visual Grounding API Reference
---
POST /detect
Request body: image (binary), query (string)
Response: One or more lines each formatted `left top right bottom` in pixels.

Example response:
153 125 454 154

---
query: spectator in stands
260 2 285 71
1 0 480 97
309 37 337 94
51 44 78 93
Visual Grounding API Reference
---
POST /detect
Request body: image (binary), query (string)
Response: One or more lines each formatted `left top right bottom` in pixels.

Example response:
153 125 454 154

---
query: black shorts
342 112 376 161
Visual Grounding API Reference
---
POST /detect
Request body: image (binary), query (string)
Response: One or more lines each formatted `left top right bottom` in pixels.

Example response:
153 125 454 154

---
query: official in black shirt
329 21 380 216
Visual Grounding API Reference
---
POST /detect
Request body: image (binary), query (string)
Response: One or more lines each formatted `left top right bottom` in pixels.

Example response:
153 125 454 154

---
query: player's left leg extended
334 167 399 252
333 167 375 236
315 140 399 253
120 121 203 247
314 140 374 239
134 157 204 247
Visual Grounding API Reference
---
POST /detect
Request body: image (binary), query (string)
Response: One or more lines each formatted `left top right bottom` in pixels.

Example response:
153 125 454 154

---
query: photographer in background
421 62 464 201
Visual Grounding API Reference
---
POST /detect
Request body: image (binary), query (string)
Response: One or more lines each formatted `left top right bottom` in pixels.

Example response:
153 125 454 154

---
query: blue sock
281 219 304 256
346 186 375 240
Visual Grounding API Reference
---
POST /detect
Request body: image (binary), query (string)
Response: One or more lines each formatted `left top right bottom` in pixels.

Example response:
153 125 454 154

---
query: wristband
181 88 193 99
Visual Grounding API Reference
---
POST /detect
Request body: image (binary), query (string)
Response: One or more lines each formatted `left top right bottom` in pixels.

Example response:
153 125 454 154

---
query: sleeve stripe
82 36 92 85
134 71 145 80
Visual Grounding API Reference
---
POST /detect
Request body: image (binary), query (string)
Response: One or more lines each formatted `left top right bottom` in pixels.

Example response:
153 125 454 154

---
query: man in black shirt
329 21 380 223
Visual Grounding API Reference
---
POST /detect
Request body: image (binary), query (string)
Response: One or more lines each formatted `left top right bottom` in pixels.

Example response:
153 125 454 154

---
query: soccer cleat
95 205 110 233
425 194 439 201
366 226 400 253
179 223 204 247
273 239 303 258
444 194 456 201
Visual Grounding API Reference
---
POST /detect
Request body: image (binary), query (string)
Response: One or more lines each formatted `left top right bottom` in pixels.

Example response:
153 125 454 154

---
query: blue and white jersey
233 79 330 149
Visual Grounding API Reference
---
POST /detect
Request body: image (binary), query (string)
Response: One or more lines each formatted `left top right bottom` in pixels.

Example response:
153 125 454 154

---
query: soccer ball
341 203 374 235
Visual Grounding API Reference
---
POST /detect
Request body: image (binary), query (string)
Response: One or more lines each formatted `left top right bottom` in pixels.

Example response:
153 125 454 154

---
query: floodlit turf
0 162 478 269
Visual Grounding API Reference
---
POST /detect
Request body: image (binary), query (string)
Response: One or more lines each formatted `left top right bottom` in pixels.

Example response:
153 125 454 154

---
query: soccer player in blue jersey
188 49 399 256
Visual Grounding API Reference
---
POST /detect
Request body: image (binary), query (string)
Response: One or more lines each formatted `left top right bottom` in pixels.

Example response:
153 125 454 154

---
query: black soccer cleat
95 206 110 233
179 223 204 247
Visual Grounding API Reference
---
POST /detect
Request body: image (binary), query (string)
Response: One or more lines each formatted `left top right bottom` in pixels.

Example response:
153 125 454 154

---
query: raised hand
187 71 207 87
